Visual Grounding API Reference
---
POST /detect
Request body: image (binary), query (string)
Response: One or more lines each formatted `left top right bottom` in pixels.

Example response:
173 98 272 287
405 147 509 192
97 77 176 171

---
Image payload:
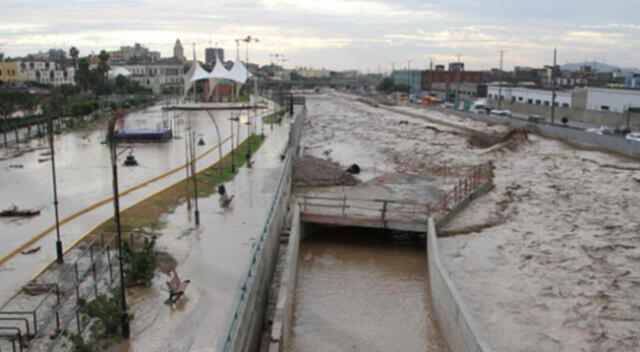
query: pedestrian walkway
121 118 292 351
0 107 254 306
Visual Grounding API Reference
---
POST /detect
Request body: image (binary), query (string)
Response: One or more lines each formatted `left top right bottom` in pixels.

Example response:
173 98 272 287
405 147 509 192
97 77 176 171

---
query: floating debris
21 246 41 255
0 205 41 217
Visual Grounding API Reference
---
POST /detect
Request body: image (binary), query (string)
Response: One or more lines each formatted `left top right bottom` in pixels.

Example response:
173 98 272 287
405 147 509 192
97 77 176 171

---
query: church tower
173 39 186 63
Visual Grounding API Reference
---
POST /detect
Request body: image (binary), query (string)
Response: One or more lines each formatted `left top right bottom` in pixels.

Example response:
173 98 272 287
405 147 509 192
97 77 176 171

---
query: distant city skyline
1 0 639 72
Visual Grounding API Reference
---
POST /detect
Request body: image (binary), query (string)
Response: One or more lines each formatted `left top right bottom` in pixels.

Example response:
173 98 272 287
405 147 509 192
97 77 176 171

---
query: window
527 99 533 104
518 97 523 101
535 99 541 105
544 101 549 106
562 103 569 107
601 105 609 110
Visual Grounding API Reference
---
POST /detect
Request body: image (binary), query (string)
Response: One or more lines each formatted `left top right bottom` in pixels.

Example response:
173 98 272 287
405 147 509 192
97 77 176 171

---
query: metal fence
0 230 139 352
217 105 307 352
298 163 492 225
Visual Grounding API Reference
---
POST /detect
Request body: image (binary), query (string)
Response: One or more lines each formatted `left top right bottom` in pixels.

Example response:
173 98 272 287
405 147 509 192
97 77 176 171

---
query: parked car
528 114 548 124
613 126 631 135
585 126 605 135
490 109 512 117
626 132 640 142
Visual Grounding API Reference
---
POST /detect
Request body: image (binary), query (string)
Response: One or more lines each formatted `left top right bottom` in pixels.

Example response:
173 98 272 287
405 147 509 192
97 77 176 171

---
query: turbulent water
291 226 445 351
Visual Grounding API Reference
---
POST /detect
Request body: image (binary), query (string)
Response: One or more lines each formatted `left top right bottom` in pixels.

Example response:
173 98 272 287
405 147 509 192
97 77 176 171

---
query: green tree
0 89 32 146
114 75 130 95
69 46 79 69
75 58 92 94
377 77 395 93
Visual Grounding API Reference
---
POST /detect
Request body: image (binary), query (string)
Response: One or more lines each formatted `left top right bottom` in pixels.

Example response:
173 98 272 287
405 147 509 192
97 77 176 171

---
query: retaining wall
455 110 640 159
488 99 640 130
218 107 306 352
268 204 301 352
427 218 493 352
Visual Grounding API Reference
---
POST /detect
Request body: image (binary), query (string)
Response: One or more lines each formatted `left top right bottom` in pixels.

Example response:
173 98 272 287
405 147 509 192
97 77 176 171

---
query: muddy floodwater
292 226 445 352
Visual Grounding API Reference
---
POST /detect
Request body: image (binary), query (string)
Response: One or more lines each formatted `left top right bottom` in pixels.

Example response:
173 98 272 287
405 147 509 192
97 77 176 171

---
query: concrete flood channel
290 224 445 351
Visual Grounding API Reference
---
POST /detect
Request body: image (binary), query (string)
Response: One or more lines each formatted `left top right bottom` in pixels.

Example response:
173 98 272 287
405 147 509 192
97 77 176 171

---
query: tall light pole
204 110 224 177
106 110 130 339
408 60 412 94
47 114 64 264
497 50 506 110
239 35 259 157
229 113 239 172
188 130 199 226
551 48 557 125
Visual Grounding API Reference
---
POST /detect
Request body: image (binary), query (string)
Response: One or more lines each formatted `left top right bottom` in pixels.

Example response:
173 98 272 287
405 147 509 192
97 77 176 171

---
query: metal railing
298 163 493 224
0 230 139 352
218 105 306 352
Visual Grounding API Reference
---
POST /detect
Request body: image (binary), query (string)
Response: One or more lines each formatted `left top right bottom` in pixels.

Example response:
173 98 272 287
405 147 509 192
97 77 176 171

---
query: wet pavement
120 115 292 351
0 103 271 306
291 226 445 352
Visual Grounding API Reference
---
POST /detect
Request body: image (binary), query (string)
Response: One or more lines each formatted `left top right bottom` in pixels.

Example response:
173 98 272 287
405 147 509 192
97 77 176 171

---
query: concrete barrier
427 218 493 352
454 109 640 159
218 107 306 352
268 204 301 352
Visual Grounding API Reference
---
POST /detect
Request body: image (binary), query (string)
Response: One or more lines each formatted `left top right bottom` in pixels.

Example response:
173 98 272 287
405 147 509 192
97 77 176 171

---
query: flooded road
292 226 445 352
0 103 266 305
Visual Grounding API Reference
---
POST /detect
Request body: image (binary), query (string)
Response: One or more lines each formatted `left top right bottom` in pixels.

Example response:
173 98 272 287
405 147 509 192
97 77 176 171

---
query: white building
572 87 640 113
487 85 572 108
295 67 331 78
20 61 75 86
114 64 184 94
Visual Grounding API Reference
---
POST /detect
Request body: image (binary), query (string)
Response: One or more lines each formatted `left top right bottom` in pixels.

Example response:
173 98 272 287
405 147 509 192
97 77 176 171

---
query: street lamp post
47 115 64 264
204 110 224 177
229 114 239 172
106 110 130 339
189 130 200 226
241 35 259 157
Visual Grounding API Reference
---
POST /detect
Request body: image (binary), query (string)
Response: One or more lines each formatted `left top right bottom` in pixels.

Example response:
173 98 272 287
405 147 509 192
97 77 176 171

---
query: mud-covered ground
302 91 640 352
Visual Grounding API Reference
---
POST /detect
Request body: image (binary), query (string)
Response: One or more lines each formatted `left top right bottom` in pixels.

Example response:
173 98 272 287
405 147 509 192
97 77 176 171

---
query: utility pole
429 57 433 93
408 60 412 93
497 50 506 110
551 48 557 125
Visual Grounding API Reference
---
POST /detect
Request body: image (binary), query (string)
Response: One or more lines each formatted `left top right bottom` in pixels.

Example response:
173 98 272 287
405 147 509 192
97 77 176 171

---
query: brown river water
291 225 446 352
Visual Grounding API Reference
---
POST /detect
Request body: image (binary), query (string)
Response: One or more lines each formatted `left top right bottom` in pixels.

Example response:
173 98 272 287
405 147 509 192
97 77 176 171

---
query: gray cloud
0 0 638 70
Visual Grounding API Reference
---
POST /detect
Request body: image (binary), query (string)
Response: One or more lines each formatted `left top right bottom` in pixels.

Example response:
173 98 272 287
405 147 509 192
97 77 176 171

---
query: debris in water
0 205 41 217
21 246 41 255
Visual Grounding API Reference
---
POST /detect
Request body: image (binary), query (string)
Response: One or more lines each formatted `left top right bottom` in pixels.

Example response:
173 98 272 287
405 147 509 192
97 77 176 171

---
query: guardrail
298 163 492 224
0 230 139 352
218 105 306 351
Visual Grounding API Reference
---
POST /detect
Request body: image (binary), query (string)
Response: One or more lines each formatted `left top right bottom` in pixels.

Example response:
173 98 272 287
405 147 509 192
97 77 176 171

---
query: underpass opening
291 222 446 352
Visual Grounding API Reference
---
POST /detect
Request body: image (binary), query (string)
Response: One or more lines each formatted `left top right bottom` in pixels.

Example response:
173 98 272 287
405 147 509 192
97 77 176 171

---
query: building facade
205 48 225 66
20 61 75 86
115 63 184 94
392 69 422 92
0 62 26 82
487 86 572 108
173 39 187 63
573 87 640 113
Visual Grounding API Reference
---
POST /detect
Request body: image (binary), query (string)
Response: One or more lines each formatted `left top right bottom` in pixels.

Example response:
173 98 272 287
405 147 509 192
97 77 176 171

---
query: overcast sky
1 0 639 71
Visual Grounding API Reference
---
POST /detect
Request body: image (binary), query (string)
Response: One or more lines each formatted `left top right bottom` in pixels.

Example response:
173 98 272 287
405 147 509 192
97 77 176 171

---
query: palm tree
69 47 79 69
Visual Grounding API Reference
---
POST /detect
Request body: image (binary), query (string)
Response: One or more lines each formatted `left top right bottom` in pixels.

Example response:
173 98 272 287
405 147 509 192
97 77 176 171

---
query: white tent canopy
182 50 253 100
227 52 251 84
108 66 132 79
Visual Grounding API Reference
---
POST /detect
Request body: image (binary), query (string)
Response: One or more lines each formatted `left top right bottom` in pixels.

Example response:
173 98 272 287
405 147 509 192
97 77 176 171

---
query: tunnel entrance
290 223 445 351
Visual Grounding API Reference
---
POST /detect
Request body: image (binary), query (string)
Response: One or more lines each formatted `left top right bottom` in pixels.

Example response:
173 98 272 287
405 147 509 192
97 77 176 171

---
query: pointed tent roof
183 59 211 97
208 51 232 80
108 66 131 79
189 61 211 82
227 52 251 84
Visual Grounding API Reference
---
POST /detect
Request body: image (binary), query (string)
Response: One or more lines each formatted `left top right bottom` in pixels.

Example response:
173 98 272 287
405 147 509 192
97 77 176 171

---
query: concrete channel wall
455 109 640 159
268 204 301 352
217 107 306 352
427 218 493 352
